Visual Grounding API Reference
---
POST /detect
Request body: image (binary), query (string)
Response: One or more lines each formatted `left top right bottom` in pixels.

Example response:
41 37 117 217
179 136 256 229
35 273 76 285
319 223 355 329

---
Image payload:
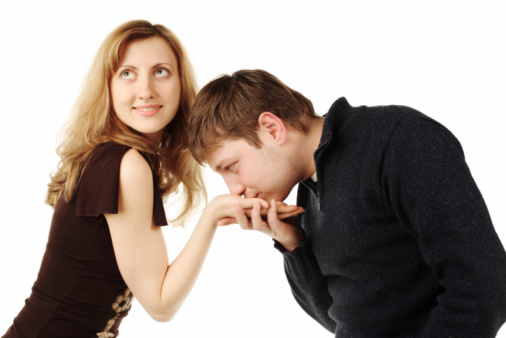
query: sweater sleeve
384 115 506 337
274 239 336 333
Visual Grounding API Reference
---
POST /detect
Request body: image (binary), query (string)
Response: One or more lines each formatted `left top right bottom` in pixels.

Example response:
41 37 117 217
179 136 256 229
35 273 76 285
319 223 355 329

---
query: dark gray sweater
276 97 506 337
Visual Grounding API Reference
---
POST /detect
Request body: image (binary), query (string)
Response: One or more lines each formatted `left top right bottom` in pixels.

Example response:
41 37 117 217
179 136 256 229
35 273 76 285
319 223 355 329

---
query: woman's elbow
148 308 178 322
141 294 183 322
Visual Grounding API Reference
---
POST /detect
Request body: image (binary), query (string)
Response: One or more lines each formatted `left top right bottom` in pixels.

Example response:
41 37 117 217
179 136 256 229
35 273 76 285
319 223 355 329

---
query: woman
3 20 301 337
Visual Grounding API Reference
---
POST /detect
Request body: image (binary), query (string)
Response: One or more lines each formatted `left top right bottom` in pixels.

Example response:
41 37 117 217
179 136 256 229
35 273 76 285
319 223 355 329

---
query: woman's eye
121 71 134 79
224 164 234 172
155 68 169 78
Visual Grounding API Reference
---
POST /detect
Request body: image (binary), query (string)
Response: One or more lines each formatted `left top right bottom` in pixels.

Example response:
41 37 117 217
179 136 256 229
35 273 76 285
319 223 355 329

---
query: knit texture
277 97 506 337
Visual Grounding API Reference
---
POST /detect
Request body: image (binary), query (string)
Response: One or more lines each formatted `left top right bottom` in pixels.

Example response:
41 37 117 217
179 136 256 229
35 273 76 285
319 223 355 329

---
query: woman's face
110 36 181 142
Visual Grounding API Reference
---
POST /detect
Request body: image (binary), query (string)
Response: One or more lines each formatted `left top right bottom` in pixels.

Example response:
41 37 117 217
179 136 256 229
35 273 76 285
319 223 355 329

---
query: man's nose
225 178 246 196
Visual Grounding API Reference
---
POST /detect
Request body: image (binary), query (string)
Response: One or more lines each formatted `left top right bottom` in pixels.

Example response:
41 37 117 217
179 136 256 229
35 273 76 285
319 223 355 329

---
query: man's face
206 137 299 202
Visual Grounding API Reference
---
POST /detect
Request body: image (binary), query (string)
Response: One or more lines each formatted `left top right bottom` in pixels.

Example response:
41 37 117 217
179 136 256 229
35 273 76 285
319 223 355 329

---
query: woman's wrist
202 197 226 226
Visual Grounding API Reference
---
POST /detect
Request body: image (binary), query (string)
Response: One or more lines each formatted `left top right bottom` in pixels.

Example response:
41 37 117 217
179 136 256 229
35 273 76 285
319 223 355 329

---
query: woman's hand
203 194 269 225
212 197 303 227
234 199 305 252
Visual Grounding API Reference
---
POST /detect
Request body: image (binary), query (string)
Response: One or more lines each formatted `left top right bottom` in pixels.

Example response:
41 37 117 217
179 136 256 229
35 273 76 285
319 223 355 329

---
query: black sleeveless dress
3 142 167 337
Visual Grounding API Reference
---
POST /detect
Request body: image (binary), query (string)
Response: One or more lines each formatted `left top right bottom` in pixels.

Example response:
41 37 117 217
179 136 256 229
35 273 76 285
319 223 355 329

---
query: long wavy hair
46 20 205 226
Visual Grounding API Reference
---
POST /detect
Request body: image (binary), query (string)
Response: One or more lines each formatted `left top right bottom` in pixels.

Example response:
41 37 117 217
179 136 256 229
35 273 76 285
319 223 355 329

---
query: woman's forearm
156 211 218 321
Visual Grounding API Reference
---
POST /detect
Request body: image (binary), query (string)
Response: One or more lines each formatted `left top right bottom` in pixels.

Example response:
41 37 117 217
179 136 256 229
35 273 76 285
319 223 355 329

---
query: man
188 69 506 337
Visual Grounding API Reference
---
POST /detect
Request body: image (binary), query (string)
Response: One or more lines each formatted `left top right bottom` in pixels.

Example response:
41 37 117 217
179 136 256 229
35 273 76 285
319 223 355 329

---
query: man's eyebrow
214 161 224 172
213 158 230 173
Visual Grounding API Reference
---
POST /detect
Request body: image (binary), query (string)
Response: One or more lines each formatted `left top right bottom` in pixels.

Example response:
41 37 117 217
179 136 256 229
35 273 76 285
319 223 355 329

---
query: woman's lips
133 105 162 116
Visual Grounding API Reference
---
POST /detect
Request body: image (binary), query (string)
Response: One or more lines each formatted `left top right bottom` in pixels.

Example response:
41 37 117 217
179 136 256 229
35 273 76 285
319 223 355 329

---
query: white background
0 1 505 337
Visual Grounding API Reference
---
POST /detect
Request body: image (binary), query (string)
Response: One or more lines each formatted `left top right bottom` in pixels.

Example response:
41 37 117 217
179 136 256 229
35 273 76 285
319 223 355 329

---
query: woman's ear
258 112 287 145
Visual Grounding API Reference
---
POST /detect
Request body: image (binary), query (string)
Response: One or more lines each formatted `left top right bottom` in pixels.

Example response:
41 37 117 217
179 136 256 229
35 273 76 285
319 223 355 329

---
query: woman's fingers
275 202 299 213
240 198 269 209
277 207 304 220
242 204 302 218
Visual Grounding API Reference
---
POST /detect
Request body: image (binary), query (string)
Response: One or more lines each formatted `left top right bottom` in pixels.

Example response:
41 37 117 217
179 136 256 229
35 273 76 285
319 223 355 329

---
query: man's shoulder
329 98 453 140
324 98 425 131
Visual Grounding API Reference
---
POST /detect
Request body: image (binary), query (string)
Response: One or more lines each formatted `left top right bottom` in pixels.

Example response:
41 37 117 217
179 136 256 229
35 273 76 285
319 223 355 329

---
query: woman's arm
104 149 269 322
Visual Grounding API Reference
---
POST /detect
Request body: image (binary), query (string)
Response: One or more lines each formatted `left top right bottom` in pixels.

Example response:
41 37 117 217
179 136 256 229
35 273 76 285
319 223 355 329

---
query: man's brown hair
188 69 316 163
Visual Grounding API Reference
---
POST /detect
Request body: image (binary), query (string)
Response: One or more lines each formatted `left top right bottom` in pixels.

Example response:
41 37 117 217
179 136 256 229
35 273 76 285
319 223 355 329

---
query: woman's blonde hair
47 20 205 226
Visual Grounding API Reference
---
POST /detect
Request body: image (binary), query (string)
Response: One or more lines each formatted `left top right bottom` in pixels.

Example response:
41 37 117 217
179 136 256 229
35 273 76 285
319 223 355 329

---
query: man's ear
258 112 287 145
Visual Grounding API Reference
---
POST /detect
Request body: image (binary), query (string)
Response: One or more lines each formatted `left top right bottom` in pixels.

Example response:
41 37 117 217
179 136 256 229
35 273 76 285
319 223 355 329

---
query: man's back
282 97 506 337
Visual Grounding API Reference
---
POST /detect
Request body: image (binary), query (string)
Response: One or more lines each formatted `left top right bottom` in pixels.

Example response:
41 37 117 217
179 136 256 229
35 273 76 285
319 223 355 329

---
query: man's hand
235 200 305 252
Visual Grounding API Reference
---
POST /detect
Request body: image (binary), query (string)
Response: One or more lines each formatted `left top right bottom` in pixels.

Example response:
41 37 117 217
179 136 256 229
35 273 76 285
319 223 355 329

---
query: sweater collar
321 96 353 138
301 97 353 197
315 96 353 159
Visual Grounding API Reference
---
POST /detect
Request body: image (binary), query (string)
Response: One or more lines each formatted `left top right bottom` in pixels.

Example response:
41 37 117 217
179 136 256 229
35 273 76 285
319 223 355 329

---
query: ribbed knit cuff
273 238 306 255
